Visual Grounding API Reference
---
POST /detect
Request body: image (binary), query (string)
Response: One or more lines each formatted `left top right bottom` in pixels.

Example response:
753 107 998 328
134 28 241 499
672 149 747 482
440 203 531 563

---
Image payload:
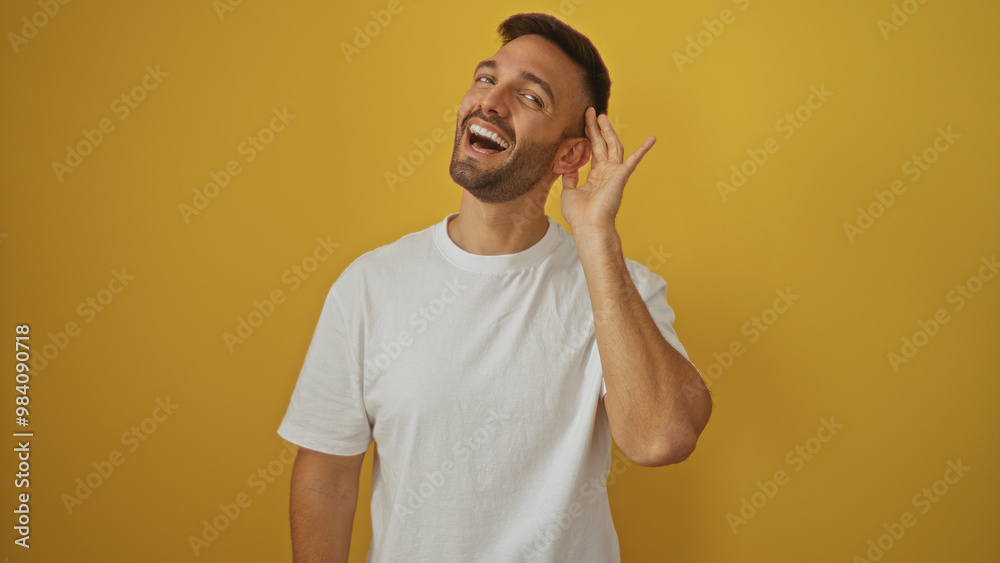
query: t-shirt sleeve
601 261 695 399
277 276 372 456
635 263 691 360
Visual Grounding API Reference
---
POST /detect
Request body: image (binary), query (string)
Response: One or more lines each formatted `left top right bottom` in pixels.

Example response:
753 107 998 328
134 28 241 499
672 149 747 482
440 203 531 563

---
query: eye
475 75 495 85
523 93 541 105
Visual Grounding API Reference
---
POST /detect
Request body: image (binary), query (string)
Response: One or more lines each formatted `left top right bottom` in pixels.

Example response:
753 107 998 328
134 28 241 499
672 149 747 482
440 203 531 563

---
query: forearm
290 472 358 562
575 227 712 465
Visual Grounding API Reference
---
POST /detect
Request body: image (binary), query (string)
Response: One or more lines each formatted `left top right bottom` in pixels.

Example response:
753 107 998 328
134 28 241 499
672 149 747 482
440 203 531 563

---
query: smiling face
448 34 591 204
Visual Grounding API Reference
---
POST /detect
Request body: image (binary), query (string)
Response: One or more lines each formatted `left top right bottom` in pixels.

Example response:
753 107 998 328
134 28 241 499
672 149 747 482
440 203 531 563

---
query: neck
448 186 552 255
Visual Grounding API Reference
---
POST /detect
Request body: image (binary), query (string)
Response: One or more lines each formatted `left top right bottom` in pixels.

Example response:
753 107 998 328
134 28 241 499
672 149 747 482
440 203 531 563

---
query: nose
478 84 510 119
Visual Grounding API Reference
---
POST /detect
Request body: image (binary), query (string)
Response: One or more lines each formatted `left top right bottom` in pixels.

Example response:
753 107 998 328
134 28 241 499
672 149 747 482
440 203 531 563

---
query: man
278 12 712 562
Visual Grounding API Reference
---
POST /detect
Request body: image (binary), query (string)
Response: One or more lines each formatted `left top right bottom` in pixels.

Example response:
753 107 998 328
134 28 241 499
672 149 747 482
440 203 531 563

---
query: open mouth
467 123 511 156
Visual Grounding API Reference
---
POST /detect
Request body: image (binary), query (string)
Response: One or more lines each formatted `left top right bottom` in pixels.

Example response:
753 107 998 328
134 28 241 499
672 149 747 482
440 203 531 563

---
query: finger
598 113 624 163
623 135 656 172
585 107 608 161
561 169 579 191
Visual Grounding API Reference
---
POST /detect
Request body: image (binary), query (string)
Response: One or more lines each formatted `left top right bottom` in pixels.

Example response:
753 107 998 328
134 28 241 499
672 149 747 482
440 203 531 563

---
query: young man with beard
278 12 712 563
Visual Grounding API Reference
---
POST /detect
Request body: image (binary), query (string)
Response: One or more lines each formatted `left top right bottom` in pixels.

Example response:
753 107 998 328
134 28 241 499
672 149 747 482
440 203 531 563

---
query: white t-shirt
277 213 692 562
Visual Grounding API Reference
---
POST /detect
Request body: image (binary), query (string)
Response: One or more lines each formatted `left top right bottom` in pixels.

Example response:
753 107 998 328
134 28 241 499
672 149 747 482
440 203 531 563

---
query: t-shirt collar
433 212 561 273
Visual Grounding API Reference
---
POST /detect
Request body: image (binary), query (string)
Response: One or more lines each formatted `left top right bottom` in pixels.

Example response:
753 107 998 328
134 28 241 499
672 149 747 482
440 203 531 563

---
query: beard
448 111 562 205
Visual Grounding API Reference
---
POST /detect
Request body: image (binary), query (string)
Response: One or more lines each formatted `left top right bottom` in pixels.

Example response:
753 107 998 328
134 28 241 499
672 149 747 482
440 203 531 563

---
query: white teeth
469 123 509 150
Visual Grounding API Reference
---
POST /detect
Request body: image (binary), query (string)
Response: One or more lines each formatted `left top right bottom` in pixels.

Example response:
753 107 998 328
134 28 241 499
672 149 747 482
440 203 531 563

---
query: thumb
561 169 579 191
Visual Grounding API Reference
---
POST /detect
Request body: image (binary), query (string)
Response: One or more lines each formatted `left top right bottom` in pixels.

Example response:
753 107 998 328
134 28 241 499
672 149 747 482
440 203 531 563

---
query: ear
552 136 591 175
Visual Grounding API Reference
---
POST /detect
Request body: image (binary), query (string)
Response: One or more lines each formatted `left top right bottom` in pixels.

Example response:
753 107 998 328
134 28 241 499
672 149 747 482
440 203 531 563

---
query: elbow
696 393 714 434
628 425 699 467
655 429 699 466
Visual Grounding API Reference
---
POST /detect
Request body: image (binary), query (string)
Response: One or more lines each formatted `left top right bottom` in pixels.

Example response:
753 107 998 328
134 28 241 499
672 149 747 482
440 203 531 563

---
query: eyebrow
474 59 556 106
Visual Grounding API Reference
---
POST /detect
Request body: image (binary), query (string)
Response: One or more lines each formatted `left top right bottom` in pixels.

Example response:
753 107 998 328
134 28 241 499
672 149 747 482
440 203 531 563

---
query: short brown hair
497 13 611 120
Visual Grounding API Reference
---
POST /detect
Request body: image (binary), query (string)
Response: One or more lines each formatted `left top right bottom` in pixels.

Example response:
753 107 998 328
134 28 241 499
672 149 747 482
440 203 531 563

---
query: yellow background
2 0 998 561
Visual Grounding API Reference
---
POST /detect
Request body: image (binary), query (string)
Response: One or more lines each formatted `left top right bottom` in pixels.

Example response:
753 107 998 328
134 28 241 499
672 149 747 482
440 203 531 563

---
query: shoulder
557 225 668 294
623 256 668 297
327 219 439 295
